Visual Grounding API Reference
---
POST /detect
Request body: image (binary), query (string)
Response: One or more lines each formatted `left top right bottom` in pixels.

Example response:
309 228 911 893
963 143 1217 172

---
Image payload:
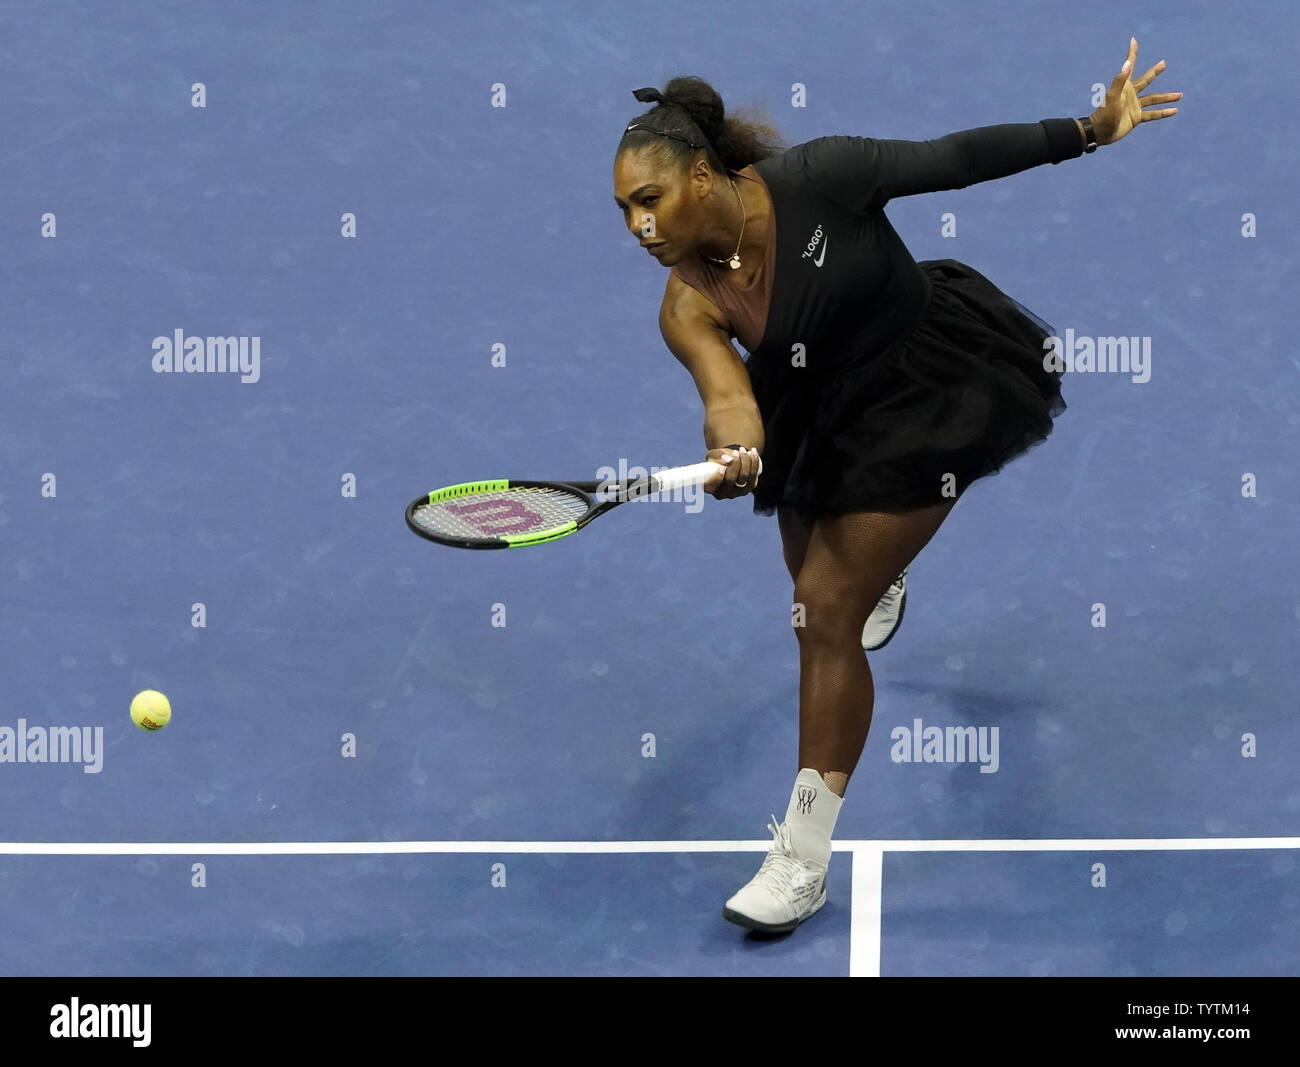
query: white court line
847 837 1300 851
1 837 1297 854
850 848 884 978
5 838 1297 979
0 841 773 854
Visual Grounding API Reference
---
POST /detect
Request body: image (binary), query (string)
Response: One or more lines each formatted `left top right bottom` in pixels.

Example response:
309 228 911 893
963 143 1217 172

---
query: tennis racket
405 456 761 549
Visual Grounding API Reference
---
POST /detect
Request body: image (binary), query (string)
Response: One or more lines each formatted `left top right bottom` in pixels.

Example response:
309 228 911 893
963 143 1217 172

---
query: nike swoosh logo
813 234 828 267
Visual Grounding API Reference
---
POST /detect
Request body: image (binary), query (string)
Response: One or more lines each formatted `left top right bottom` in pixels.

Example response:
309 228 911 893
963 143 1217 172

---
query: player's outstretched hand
1092 36 1182 146
704 446 761 499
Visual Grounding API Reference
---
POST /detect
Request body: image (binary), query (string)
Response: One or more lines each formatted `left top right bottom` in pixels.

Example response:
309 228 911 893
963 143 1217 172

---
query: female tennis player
613 37 1179 933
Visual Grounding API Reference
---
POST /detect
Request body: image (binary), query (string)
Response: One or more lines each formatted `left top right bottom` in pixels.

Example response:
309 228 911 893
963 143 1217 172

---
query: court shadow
878 677 1047 720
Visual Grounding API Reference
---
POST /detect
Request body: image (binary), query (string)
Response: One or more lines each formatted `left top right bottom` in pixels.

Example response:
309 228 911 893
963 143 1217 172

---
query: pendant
728 255 741 270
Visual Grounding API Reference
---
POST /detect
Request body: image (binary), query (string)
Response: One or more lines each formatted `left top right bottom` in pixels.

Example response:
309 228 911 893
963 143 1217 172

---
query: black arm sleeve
794 118 1086 212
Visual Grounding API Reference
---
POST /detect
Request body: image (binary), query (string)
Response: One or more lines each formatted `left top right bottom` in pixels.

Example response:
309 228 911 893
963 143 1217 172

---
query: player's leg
793 501 955 787
786 502 912 652
777 503 814 582
725 500 955 933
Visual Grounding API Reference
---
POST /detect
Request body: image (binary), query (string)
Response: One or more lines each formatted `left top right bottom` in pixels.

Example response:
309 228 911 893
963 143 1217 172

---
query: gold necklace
701 175 745 270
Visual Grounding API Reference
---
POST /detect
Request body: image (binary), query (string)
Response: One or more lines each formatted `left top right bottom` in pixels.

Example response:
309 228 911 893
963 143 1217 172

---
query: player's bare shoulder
660 272 733 356
658 273 752 408
661 272 731 339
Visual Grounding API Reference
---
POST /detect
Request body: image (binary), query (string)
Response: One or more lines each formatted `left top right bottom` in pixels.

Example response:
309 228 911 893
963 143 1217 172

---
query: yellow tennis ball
130 690 171 731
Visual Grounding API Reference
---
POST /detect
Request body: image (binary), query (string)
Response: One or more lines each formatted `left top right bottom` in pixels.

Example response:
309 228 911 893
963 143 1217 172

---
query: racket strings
411 485 590 541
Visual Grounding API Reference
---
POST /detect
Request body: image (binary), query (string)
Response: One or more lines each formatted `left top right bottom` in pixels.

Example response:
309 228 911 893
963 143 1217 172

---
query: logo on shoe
797 785 816 814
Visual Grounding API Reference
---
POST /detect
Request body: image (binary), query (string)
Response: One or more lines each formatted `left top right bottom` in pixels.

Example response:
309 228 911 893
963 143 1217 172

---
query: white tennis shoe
722 816 828 933
862 568 907 651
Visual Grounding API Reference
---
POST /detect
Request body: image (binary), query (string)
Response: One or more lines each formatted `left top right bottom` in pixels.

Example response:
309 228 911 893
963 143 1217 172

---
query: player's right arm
660 274 763 497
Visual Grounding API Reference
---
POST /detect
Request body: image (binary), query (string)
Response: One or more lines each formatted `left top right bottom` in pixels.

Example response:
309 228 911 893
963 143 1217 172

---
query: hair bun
661 76 724 142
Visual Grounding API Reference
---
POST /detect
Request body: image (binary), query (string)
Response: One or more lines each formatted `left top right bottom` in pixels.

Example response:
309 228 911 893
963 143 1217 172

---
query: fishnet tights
779 500 956 788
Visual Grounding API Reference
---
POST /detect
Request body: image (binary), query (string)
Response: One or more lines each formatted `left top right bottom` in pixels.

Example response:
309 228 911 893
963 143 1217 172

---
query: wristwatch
1079 114 1098 154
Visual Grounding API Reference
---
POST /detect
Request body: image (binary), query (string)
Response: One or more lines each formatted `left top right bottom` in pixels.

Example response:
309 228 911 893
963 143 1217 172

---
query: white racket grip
649 455 762 494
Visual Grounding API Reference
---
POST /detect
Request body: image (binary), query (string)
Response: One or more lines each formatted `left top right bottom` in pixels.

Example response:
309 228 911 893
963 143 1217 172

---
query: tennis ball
130 689 171 731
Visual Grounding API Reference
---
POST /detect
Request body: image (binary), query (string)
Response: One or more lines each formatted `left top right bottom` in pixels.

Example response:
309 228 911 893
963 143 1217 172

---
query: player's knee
791 586 859 646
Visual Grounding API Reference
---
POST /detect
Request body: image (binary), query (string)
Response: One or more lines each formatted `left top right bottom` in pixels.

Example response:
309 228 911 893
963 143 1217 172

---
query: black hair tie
632 87 665 105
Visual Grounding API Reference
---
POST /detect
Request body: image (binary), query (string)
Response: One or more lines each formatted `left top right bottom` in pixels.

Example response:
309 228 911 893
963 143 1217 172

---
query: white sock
782 767 843 867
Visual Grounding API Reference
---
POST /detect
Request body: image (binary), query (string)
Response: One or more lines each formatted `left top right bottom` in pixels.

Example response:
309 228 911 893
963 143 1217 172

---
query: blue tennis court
1 0 1297 976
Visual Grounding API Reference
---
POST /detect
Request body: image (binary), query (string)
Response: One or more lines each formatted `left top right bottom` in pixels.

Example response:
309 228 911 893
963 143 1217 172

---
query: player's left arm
800 36 1180 211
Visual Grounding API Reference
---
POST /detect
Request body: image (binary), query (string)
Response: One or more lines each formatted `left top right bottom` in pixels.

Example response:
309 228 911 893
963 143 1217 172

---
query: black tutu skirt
748 258 1067 519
